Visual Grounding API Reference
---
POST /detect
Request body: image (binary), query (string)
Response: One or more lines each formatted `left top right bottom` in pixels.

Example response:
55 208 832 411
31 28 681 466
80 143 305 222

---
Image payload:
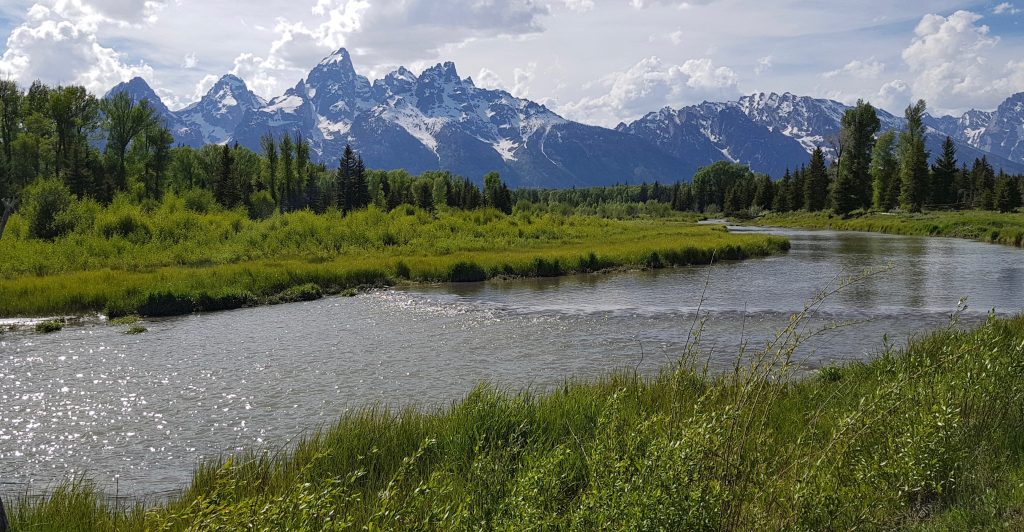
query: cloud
559 0 594 12
629 0 714 8
0 1 154 95
559 55 739 126
875 79 911 110
182 52 197 69
900 10 1024 112
823 58 885 79
754 55 772 75
474 62 537 98
993 2 1021 15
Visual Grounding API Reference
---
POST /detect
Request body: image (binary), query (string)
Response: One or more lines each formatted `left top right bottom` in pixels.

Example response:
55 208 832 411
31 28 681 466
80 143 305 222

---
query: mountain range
107 48 1024 187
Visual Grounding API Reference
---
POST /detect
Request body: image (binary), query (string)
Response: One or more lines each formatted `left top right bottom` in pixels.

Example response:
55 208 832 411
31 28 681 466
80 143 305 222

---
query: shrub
22 178 74 240
268 283 323 304
35 320 63 333
97 200 153 243
182 188 218 213
137 291 196 317
110 315 140 325
248 190 276 220
394 261 411 279
125 325 147 335
448 261 487 282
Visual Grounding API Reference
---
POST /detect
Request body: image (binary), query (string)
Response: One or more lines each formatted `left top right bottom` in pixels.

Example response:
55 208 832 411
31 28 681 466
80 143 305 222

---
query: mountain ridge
106 48 1024 185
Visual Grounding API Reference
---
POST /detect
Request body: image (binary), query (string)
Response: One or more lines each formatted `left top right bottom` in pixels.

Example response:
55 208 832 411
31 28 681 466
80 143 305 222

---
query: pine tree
898 100 930 212
294 133 309 209
804 148 828 211
260 133 278 205
752 174 774 211
353 155 370 208
790 165 805 210
279 133 294 210
995 176 1021 213
971 157 995 210
930 136 957 208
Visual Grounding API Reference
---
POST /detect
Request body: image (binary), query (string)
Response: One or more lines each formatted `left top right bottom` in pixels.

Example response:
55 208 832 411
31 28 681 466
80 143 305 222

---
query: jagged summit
105 50 1024 186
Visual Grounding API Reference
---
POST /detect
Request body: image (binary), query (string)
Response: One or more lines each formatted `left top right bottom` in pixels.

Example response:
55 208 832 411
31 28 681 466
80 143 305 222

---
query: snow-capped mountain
107 51 1024 186
176 75 266 145
616 102 811 177
925 93 1024 167
104 78 202 146
621 91 1024 177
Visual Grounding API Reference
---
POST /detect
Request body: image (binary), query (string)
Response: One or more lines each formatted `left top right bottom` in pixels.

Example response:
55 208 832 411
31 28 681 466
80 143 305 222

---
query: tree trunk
0 198 17 241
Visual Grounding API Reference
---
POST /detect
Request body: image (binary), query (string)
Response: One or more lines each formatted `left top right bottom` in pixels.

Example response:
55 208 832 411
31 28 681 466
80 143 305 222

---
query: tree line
516 99 1023 217
0 81 513 240
2 80 1022 241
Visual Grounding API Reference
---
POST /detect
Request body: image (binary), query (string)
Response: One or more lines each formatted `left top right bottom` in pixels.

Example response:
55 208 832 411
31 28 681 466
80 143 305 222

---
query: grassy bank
9 308 1024 529
753 210 1024 247
0 202 786 317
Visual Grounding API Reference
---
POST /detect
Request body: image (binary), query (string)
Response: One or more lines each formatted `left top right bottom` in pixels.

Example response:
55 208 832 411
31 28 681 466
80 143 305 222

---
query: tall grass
755 210 1024 248
10 302 1024 529
0 201 787 317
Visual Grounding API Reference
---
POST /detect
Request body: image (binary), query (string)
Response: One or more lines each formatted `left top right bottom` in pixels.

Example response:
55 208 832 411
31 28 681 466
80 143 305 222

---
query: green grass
754 210 1024 247
10 308 1024 530
124 325 147 335
0 201 788 318
33 319 63 333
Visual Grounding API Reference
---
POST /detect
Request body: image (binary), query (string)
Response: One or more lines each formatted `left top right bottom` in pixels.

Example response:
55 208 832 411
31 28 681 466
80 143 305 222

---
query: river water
2 226 1022 497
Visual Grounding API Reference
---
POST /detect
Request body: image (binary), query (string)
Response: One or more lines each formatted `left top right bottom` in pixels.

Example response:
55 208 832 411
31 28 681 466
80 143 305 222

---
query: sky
1 0 1023 127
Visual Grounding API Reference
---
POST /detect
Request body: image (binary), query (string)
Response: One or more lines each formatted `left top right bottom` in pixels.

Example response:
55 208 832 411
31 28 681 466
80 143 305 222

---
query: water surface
2 226 1022 496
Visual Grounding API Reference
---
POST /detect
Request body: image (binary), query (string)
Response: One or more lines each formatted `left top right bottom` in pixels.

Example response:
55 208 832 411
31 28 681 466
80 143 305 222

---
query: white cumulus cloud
559 55 739 126
900 10 1024 113
823 58 885 79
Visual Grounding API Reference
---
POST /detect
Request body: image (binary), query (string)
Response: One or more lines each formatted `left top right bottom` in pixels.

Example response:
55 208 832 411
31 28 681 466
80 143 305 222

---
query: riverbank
0 206 787 318
750 210 1024 248
9 311 1024 529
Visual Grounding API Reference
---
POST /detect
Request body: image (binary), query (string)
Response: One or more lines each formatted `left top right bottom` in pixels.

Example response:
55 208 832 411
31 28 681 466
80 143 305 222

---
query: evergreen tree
930 136 957 208
995 175 1021 213
353 155 370 208
260 133 278 205
804 148 829 211
483 171 512 214
832 100 880 214
752 174 774 211
790 165 805 210
214 144 236 206
294 133 310 209
898 99 930 212
970 157 995 210
279 133 294 210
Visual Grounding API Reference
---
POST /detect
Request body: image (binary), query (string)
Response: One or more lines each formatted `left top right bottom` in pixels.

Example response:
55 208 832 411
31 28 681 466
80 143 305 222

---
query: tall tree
832 100 880 214
48 86 98 183
869 131 899 211
102 92 156 191
898 99 930 212
804 148 829 211
970 157 996 210
294 132 309 208
260 133 278 204
279 133 294 210
930 136 957 208
995 175 1021 213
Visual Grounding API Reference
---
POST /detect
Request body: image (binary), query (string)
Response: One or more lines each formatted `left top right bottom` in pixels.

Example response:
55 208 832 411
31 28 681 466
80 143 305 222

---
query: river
1 226 1022 497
